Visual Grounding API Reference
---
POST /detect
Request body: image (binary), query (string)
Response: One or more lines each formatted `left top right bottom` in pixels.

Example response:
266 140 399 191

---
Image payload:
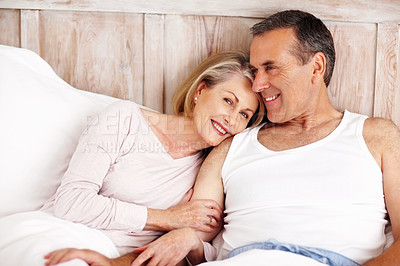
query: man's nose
252 72 270 92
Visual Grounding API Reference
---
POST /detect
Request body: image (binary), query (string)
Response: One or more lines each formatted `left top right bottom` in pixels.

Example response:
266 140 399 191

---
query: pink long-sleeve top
42 100 203 254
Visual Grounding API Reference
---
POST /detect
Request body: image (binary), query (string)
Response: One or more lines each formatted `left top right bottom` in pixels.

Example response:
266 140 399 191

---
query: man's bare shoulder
212 137 234 157
364 117 399 136
364 117 400 153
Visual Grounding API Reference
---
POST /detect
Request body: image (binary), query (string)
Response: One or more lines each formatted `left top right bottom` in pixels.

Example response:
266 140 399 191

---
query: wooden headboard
1 0 399 126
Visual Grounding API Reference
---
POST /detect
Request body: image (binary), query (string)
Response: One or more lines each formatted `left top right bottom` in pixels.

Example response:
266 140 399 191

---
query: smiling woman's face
192 73 259 146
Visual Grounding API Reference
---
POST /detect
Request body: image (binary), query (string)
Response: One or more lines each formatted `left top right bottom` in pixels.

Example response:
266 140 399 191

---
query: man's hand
131 228 203 266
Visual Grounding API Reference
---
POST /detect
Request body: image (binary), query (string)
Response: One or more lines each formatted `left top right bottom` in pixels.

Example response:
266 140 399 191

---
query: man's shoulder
364 117 399 135
214 137 234 155
364 117 400 151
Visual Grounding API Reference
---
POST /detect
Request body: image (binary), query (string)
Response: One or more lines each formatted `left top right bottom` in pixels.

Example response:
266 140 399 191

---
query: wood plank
0 9 20 47
20 10 40 54
38 11 144 102
1 0 400 23
326 22 377 117
144 14 164 112
374 23 400 127
163 15 260 113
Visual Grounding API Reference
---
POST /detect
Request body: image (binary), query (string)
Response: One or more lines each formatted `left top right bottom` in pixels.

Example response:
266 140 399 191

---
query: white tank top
217 110 387 264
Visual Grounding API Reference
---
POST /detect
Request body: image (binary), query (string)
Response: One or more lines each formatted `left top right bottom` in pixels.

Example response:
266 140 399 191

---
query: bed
0 0 399 265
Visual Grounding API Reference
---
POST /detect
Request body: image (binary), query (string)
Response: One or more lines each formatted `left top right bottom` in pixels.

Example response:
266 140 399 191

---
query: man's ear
311 52 326 85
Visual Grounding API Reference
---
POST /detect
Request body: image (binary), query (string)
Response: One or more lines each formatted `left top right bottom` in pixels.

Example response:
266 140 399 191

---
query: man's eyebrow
262 60 274 66
249 60 274 69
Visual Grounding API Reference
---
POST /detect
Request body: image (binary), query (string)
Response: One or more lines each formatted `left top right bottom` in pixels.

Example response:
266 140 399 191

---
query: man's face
249 28 315 124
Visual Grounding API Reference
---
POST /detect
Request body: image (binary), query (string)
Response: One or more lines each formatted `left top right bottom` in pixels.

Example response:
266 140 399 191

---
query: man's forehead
250 28 296 64
251 28 296 48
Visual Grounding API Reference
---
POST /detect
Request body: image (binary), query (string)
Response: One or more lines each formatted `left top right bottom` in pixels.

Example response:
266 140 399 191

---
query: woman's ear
195 81 207 98
311 52 326 85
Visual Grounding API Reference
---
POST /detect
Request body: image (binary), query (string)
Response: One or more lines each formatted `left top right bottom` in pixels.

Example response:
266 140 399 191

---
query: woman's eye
224 98 233 104
241 112 249 119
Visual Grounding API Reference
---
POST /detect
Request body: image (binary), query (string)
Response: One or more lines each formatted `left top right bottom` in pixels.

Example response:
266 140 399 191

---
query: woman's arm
54 100 222 234
53 101 149 232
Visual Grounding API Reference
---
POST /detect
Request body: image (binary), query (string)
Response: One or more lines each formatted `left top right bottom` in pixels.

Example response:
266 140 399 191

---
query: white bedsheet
0 211 119 266
199 249 326 266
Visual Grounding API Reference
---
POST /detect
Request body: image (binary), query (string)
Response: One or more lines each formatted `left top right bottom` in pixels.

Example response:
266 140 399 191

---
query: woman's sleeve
203 241 217 261
53 101 147 233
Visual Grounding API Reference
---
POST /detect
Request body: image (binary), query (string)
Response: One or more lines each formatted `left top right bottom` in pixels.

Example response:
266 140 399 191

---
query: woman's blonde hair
172 51 265 127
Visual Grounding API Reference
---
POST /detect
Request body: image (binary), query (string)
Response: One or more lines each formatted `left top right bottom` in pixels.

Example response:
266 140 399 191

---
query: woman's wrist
143 208 171 231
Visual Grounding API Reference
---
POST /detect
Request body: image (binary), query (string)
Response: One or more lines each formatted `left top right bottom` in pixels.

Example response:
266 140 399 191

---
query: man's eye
266 66 274 71
224 98 233 104
251 69 258 75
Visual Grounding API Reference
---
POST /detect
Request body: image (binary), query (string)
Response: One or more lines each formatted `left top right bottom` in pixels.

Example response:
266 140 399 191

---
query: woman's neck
141 109 210 159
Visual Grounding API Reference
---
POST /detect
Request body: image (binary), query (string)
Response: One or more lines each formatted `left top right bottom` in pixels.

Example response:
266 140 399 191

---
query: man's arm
362 118 400 265
185 138 232 263
131 138 232 266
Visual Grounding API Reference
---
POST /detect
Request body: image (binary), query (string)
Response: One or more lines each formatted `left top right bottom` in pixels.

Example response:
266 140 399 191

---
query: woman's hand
146 199 223 233
45 248 139 266
131 228 202 266
44 248 112 266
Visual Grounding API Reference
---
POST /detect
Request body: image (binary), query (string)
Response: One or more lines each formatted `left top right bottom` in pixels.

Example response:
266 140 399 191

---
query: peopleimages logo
79 140 165 154
82 113 151 136
83 112 233 136
79 139 208 154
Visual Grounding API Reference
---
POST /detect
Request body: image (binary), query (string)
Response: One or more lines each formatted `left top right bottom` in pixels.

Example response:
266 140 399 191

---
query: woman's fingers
203 199 223 214
45 248 109 266
44 248 77 266
165 199 223 231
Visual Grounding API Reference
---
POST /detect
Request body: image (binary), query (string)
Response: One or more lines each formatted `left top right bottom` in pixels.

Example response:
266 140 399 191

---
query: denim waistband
227 238 360 266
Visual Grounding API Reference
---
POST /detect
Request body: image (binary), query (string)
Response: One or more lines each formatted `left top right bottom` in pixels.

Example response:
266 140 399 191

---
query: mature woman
41 51 265 266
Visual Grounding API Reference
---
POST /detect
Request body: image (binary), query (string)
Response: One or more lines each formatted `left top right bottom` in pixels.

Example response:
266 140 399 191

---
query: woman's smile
211 119 228 136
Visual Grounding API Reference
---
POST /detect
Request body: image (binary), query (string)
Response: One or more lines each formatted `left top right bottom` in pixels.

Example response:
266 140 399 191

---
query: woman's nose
224 113 238 131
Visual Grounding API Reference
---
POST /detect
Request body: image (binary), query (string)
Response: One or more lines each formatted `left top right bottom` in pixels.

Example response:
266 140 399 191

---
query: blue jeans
227 238 360 266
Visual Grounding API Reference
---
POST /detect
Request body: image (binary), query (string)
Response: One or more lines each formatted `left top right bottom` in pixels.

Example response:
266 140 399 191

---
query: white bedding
199 249 326 266
0 211 119 266
0 44 119 266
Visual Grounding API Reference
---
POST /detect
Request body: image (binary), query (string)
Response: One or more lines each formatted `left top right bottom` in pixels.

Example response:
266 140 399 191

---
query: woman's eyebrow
225 90 239 103
225 91 255 113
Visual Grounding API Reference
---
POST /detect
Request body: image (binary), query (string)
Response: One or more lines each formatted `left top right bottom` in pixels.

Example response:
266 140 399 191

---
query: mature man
45 10 400 266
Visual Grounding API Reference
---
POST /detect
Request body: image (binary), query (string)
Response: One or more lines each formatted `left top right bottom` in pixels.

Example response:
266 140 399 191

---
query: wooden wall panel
0 9 20 47
1 2 399 125
144 14 164 112
374 24 400 127
2 0 400 23
20 10 39 54
163 15 260 114
326 23 377 117
38 11 144 102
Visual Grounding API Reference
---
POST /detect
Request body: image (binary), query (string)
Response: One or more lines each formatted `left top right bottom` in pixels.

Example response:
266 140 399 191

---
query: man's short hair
251 10 336 87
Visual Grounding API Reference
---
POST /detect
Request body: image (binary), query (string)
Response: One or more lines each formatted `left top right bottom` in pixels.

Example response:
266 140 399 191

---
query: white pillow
0 45 119 218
